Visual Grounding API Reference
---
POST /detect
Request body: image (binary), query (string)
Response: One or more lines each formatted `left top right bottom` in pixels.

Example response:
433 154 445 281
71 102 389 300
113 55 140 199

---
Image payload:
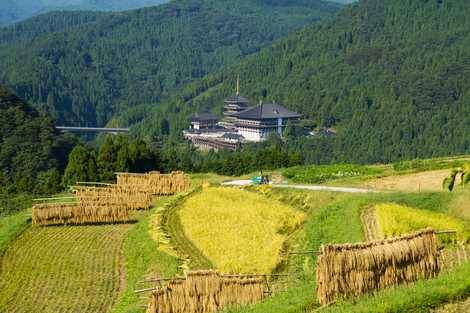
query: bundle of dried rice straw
316 229 440 306
146 270 267 313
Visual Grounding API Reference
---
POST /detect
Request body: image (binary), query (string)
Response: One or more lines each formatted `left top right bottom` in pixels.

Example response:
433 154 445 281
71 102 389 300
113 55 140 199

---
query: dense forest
0 85 76 194
63 133 303 183
0 0 340 127
122 0 470 165
4 0 470 192
0 0 168 25
0 11 105 44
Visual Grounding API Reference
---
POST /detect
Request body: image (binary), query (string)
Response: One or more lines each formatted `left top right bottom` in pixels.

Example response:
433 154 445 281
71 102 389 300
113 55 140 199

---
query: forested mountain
125 0 470 165
0 0 168 25
0 0 340 127
0 85 76 194
328 0 356 3
0 11 105 44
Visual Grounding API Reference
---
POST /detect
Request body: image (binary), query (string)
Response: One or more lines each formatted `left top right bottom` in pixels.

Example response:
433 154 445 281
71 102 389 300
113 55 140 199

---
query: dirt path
360 208 382 241
222 180 376 193
118 244 126 295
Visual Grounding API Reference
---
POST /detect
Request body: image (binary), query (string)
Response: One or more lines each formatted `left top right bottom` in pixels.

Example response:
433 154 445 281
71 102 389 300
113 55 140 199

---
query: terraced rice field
374 203 469 243
0 224 133 313
179 187 304 274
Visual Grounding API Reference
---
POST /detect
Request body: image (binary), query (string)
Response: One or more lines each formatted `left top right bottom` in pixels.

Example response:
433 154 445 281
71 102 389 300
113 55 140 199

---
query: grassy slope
0 209 30 255
280 154 470 191
110 200 180 313
0 223 133 313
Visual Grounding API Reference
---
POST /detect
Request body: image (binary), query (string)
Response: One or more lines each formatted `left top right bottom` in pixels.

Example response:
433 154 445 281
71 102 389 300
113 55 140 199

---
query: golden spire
236 75 240 96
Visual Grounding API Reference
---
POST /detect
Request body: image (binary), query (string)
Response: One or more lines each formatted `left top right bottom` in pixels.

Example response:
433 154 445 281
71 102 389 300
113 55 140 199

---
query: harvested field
0 224 133 313
179 187 304 274
366 169 456 192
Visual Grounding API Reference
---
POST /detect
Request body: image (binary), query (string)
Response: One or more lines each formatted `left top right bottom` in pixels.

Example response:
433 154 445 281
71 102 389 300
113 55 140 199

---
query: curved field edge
110 198 181 313
158 190 214 270
179 187 303 274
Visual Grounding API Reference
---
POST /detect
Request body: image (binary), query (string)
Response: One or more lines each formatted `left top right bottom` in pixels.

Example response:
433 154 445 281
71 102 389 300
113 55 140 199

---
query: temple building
220 76 250 129
234 103 302 142
183 78 303 150
190 113 219 131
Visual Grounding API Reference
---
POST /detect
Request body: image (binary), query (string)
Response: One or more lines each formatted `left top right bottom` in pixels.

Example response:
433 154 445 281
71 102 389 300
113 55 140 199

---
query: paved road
221 180 376 193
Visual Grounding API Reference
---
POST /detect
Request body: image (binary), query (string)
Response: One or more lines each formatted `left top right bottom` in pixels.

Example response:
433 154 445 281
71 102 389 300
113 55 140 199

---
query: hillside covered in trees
124 0 470 165
0 0 168 25
0 85 75 194
0 0 340 127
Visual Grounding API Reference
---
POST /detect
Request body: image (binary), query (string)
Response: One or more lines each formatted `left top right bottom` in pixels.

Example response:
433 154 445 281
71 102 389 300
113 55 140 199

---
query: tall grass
449 192 470 224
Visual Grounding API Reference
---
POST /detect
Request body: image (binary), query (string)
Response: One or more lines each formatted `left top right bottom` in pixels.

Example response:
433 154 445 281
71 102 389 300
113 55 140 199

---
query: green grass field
111 200 181 313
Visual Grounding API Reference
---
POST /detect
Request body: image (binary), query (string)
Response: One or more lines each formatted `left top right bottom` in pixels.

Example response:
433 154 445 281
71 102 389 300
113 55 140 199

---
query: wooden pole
435 230 457 235
33 197 76 201
76 182 113 186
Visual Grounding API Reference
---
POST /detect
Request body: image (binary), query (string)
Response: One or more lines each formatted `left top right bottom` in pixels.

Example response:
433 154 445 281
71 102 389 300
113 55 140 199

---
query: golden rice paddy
179 187 304 274
375 203 469 243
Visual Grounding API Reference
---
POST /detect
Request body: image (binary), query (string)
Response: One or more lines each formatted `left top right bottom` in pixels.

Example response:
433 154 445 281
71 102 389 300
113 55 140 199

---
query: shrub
283 164 382 184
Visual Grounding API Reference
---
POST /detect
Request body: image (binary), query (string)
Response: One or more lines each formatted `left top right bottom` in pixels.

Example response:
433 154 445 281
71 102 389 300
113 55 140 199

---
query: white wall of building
238 127 262 142
238 126 281 142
